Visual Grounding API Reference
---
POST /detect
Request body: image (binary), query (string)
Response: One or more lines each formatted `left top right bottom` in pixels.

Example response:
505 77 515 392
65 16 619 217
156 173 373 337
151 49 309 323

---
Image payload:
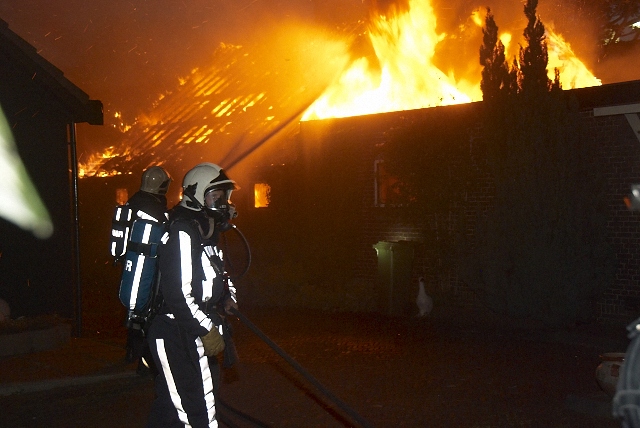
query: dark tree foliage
600 0 640 45
559 0 640 50
479 8 510 103
592 0 640 46
507 58 520 95
466 0 616 326
519 0 556 94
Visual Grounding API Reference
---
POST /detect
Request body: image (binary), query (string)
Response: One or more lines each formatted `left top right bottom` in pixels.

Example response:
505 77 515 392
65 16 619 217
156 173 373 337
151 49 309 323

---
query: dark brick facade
584 107 640 321
294 80 640 323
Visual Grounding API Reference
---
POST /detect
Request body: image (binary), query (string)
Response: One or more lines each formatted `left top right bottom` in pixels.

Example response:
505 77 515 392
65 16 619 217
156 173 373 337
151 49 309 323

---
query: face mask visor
204 188 232 210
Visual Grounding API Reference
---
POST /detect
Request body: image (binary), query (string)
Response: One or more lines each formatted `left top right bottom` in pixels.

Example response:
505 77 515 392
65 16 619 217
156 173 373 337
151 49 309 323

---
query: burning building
77 0 605 179
51 0 640 324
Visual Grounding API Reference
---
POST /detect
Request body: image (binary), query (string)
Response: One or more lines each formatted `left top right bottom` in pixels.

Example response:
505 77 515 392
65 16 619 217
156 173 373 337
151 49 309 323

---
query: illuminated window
116 188 128 206
374 159 403 207
254 183 271 208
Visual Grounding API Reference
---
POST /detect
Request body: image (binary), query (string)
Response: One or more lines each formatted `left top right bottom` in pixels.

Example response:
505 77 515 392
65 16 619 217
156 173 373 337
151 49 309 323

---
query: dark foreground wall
0 19 103 321
0 71 76 318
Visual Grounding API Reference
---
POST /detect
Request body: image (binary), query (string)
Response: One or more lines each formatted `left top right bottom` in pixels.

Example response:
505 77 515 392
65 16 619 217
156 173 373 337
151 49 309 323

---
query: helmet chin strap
182 190 216 239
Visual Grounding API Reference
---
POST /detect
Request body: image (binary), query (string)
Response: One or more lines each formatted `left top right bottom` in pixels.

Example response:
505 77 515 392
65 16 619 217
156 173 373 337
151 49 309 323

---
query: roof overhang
0 19 103 125
593 103 640 143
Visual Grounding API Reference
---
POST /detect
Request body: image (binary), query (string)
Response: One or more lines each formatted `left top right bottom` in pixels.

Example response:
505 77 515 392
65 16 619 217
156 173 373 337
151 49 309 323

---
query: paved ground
0 305 631 427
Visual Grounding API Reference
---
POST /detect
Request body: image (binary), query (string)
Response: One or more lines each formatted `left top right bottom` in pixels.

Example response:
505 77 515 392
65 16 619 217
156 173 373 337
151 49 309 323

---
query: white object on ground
416 277 433 317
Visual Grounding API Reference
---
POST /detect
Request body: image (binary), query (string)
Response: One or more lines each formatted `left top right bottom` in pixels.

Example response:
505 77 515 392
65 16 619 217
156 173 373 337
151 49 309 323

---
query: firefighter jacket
126 190 168 223
157 206 231 338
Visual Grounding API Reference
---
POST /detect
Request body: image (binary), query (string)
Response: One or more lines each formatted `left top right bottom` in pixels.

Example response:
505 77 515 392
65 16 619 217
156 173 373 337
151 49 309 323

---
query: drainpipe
388 246 394 313
68 122 82 337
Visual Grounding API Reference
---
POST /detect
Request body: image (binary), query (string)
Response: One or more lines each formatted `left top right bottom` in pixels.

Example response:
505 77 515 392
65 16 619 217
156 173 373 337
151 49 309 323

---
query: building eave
0 19 103 125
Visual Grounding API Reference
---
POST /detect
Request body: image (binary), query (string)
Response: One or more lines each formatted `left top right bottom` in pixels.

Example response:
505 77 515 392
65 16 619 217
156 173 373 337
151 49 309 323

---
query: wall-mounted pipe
68 122 82 337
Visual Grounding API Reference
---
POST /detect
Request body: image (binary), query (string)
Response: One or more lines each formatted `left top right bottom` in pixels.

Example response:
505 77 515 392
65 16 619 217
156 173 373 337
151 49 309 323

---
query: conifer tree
519 0 552 94
479 8 510 102
467 0 615 326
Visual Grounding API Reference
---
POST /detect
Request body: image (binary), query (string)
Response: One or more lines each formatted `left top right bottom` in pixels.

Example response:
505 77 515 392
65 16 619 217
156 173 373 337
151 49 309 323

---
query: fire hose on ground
228 307 374 428
219 216 373 426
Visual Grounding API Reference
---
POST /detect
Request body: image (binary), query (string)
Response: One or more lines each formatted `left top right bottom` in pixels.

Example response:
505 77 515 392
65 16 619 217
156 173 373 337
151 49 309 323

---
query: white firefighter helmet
140 166 171 195
180 163 237 211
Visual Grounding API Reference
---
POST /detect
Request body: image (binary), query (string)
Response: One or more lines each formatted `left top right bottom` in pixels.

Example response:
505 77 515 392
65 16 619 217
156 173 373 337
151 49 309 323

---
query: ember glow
302 0 601 121
79 146 133 178
78 25 350 178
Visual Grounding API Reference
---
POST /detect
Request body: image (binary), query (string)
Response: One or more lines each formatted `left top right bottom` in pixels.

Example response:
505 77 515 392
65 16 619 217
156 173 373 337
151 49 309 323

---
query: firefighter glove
201 327 225 357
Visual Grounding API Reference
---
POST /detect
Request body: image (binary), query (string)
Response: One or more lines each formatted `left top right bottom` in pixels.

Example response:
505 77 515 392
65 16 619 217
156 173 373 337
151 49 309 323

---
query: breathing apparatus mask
178 163 250 280
204 187 238 232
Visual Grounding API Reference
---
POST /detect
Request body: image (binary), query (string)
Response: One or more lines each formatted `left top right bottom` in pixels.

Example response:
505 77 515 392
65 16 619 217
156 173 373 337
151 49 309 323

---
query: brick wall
296 80 640 322
300 103 491 313
585 110 640 322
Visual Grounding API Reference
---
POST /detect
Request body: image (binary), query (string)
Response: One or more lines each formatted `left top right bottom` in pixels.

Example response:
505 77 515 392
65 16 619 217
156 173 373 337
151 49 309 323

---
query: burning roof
79 0 604 178
79 21 354 178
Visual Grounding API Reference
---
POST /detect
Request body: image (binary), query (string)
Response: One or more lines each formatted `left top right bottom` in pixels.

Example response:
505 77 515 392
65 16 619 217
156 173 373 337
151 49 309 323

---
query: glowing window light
374 159 404 207
116 188 128 205
254 183 271 208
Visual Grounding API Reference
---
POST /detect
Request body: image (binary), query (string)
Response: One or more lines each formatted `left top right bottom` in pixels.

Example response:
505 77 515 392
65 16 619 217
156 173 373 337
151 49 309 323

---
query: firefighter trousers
146 315 219 428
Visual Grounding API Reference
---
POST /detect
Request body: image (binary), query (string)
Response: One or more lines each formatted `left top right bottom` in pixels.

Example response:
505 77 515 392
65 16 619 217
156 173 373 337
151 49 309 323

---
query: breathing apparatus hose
229 224 251 280
216 397 271 428
230 307 374 428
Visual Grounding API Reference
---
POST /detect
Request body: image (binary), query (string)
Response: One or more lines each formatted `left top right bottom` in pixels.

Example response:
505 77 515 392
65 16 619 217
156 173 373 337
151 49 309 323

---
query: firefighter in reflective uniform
126 166 171 224
146 163 238 428
124 166 171 372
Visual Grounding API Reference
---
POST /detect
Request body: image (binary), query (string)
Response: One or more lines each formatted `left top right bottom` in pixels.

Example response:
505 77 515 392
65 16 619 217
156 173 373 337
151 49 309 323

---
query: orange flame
78 146 132 178
302 0 601 121
303 0 473 121
79 2 603 177
546 26 601 89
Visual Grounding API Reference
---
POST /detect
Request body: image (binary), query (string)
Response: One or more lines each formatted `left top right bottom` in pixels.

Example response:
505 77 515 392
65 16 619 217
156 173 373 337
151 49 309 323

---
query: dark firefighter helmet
140 166 171 195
